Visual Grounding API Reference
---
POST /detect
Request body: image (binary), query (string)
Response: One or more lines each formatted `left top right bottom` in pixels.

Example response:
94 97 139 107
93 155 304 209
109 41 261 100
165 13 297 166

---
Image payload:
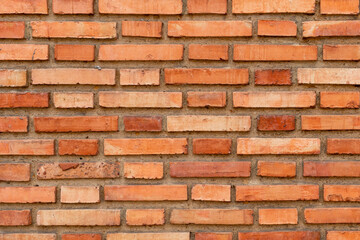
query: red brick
165 68 249 85
327 231 360 240
53 0 94 14
62 234 101 240
236 185 319 201
323 45 360 61
193 138 231 154
258 20 297 36
255 69 292 85
0 116 28 132
31 21 116 39
104 185 187 201
298 68 360 85
170 209 253 225
187 92 226 107
304 161 360 177
124 162 163 179
126 209 164 226
99 0 182 14
34 116 118 132
234 45 317 61
122 21 162 38
0 44 48 61
259 208 298 225
195 233 232 240
305 208 360 223
58 139 98 156
257 161 296 178
0 210 31 226
107 233 190 240
170 161 251 178
53 92 94 108
124 116 162 132
327 138 360 154
302 115 360 130
320 91 359 108
0 92 48 108
189 44 228 60
0 163 30 182
0 187 55 203
232 0 315 13
168 21 252 37
238 231 320 240
0 0 48 14
321 0 359 14
257 115 295 131
55 45 94 61
303 21 360 37
61 186 100 203
188 0 227 14
1 234 56 240
0 22 25 38
324 185 360 202
191 184 231 202
120 69 160 85
99 45 183 61
0 69 27 87
0 140 54 156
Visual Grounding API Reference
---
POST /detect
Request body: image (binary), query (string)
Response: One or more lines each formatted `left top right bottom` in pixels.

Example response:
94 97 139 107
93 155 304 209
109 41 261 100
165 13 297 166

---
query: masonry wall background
1 0 360 239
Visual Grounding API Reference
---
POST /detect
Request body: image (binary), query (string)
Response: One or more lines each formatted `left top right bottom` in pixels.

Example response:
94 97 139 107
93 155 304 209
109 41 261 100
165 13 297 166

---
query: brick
167 116 251 132
323 45 360 61
0 92 48 108
195 233 232 240
61 186 100 203
324 185 360 202
303 21 360 37
0 69 27 87
105 185 187 201
99 0 182 14
32 68 115 85
258 20 297 36
99 45 183 61
124 162 163 179
327 138 360 154
37 209 121 226
37 162 121 179
120 69 160 85
327 231 360 240
165 68 249 85
124 116 162 132
0 116 28 132
236 185 319 201
234 45 317 61
191 184 231 202
170 209 253 225
0 163 30 182
193 138 231 154
298 68 360 85
107 233 190 240
104 138 187 155
55 45 94 61
53 92 94 108
0 187 55 203
126 209 164 226
170 161 251 178
0 0 48 14
34 116 118 132
0 234 56 240
0 210 31 226
168 21 252 37
53 0 94 14
0 44 48 61
259 208 298 225
99 92 182 108
305 208 360 224
257 161 296 178
187 92 226 107
237 138 320 155
257 115 295 131
62 234 101 240
238 231 320 240
255 69 291 85
122 21 162 38
304 161 360 177
302 115 360 130
31 21 116 39
321 0 359 14
188 0 227 14
320 91 359 108
189 44 228 60
0 140 54 155
58 139 98 156
0 22 25 38
232 0 315 13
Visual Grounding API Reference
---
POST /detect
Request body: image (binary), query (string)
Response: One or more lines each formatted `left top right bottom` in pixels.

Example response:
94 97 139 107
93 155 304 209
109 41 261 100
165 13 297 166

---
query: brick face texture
1 0 359 239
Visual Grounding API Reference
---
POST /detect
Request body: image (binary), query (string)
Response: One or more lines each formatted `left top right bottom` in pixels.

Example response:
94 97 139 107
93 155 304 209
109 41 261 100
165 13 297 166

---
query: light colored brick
61 186 100 203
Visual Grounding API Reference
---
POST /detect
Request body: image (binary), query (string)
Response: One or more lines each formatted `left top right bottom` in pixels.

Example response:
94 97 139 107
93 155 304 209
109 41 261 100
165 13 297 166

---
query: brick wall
1 0 360 239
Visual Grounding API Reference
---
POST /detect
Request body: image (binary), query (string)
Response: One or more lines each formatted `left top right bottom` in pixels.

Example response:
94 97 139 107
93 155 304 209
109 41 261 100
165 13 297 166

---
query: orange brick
0 140 54 156
32 68 115 85
104 185 187 201
305 208 360 223
304 161 360 177
120 69 160 85
104 138 187 155
237 138 320 155
124 162 163 179
31 21 116 39
53 0 94 14
165 68 249 85
61 186 100 203
195 233 232 240
298 68 360 85
188 0 227 14
257 115 296 131
320 91 359 108
191 184 231 202
0 163 30 182
99 92 182 108
324 185 360 202
321 0 359 14
62 234 101 240
0 44 48 61
170 209 253 225
0 210 31 226
55 45 94 61
58 139 98 156
0 0 48 14
126 209 164 226
193 138 231 154
0 22 25 38
0 69 27 87
233 0 315 13
187 92 226 107
0 187 55 203
255 69 292 85
303 21 360 37
53 92 94 108
0 116 28 132
122 21 162 38
0 92 48 108
257 161 296 178
1 234 56 240
189 44 228 60
324 45 360 60
238 231 320 240
234 45 317 61
124 116 162 132
99 44 183 61
327 231 360 240
168 21 252 37
259 208 298 225
302 115 360 130
327 138 360 154
107 233 190 240
99 0 182 14
236 185 319 201
258 20 297 36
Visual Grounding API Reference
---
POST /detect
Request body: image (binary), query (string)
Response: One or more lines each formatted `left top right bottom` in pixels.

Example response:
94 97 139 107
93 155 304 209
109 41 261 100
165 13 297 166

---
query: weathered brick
53 0 94 14
191 184 231 202
0 210 31 226
55 45 95 61
0 0 48 14
0 163 30 182
0 234 56 240
321 0 359 14
257 115 295 131
302 115 360 130
0 22 25 38
324 185 360 202
107 233 190 240
188 0 227 14
304 161 360 177
259 208 298 225
255 69 292 85
238 231 320 240
120 69 160 86
189 44 228 60
124 116 162 132
232 0 315 13
62 234 101 240
195 233 232 240
323 45 360 60
0 187 55 203
327 231 360 240
193 138 231 154
320 91 359 108
187 92 226 107
303 21 360 37
298 68 360 85
0 140 54 155
124 162 163 179
53 92 94 108
0 92 48 108
257 161 296 178
0 44 48 61
0 116 28 132
61 186 100 203
0 69 27 87
58 139 98 156
99 0 183 14
126 209 164 226
258 20 297 36
305 208 360 223
122 21 162 38
327 138 360 154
